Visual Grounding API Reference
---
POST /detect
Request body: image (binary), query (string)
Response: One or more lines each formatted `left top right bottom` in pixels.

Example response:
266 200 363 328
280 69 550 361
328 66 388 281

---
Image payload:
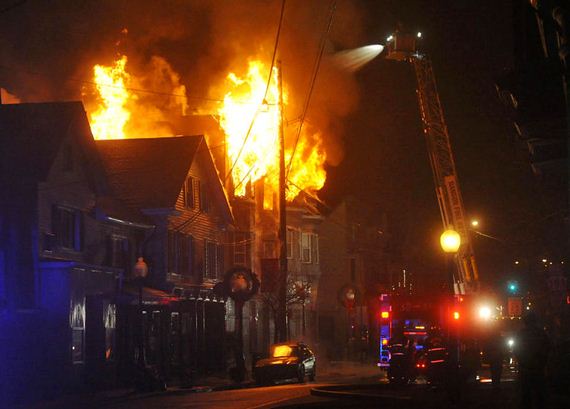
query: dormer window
184 177 195 209
200 181 210 213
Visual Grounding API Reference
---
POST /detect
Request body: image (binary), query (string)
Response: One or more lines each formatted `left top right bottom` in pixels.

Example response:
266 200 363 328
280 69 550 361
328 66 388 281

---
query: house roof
97 135 234 223
0 101 104 188
96 136 202 210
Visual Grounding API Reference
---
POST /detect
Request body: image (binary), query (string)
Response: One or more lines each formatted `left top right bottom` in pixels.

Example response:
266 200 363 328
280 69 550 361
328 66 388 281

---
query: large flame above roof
90 56 131 140
86 54 188 140
216 60 326 205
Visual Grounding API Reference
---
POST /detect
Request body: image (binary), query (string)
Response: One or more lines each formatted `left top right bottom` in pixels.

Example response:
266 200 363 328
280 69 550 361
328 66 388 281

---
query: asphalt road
105 381 330 409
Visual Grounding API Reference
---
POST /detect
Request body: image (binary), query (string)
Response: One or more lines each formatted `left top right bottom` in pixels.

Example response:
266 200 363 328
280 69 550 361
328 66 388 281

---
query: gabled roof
0 101 105 190
96 136 202 210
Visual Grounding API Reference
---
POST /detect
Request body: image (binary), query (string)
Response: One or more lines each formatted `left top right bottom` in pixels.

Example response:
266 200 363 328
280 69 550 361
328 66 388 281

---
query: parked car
253 342 316 385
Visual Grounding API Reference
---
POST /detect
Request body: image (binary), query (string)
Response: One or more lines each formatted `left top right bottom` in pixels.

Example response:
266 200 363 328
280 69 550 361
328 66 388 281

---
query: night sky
0 1 563 292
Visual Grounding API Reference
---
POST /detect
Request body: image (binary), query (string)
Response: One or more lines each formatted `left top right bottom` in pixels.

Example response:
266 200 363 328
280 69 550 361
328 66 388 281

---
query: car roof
271 342 307 347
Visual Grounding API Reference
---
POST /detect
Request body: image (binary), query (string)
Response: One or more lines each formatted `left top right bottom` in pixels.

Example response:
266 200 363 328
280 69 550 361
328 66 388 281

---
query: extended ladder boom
386 32 479 294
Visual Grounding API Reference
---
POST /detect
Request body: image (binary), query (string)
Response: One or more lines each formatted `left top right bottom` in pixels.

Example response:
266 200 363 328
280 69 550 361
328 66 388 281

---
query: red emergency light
381 311 390 319
453 311 460 320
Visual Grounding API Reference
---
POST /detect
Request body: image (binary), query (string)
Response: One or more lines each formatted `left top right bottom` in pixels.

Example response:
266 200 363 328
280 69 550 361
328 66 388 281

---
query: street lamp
440 229 462 367
440 229 461 254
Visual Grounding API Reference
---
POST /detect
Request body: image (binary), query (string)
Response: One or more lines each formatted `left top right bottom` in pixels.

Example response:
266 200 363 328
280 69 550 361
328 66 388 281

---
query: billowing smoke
0 0 370 165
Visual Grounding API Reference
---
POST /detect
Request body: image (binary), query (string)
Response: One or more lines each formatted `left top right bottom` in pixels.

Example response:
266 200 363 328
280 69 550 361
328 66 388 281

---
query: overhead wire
286 0 336 178
223 0 287 184
0 64 257 105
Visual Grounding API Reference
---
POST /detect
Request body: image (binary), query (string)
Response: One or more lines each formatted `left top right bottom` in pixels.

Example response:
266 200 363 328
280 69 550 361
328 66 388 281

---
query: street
30 362 570 409
108 382 324 409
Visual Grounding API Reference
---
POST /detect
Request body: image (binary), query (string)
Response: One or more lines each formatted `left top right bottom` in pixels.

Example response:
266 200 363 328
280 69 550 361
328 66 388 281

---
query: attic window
200 181 210 213
184 177 195 209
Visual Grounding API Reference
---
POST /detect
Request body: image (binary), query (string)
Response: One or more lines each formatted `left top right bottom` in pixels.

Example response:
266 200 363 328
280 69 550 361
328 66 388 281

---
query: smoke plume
0 0 369 165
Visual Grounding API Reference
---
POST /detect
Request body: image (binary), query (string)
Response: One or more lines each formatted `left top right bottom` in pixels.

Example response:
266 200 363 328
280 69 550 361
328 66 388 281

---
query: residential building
96 135 234 380
317 196 388 360
0 102 134 402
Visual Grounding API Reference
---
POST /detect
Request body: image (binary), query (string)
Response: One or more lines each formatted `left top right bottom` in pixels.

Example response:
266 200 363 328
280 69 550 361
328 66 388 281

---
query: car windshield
272 345 298 358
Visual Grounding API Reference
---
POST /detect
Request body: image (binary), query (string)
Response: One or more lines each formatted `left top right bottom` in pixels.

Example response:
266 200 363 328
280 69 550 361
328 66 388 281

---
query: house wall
151 149 232 289
317 198 388 361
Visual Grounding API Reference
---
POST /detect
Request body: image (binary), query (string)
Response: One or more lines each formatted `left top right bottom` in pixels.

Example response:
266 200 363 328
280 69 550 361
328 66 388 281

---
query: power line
224 0 287 185
0 64 257 105
286 0 336 178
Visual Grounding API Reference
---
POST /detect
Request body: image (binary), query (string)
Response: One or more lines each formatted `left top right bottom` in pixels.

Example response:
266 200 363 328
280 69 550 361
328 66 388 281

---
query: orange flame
217 60 326 204
87 54 188 140
90 55 130 140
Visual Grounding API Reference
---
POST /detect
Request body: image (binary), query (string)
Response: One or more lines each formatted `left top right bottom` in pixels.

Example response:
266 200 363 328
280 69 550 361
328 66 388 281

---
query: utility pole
277 59 288 342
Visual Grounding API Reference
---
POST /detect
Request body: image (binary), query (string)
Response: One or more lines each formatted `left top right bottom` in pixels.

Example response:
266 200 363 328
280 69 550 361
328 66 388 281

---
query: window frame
184 177 195 209
301 232 312 263
52 205 82 252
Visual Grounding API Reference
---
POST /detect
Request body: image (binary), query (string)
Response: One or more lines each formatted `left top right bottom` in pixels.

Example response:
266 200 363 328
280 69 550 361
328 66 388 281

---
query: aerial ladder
385 32 479 295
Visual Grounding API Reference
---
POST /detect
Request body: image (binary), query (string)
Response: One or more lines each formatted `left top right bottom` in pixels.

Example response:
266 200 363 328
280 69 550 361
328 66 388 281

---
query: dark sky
322 0 565 291
0 0 563 291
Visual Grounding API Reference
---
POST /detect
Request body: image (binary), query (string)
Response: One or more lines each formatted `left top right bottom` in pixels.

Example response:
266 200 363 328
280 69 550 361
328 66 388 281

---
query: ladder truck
385 31 479 295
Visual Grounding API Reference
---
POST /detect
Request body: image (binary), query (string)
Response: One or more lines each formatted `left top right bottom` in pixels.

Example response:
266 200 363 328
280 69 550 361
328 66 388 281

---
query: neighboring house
0 102 237 405
282 203 322 343
0 102 140 403
317 196 388 360
96 135 234 377
244 184 323 352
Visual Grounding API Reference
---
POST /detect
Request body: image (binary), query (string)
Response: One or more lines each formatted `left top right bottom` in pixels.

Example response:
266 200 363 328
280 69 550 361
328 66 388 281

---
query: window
204 241 218 278
104 302 116 361
217 244 225 277
184 177 195 208
107 235 129 269
168 231 194 276
263 240 276 258
301 232 311 263
70 297 85 363
200 181 210 213
311 234 319 264
52 206 82 251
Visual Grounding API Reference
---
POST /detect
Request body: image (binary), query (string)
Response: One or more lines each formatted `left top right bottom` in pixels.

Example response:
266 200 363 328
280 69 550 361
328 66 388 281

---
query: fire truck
377 293 445 367
385 31 480 295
